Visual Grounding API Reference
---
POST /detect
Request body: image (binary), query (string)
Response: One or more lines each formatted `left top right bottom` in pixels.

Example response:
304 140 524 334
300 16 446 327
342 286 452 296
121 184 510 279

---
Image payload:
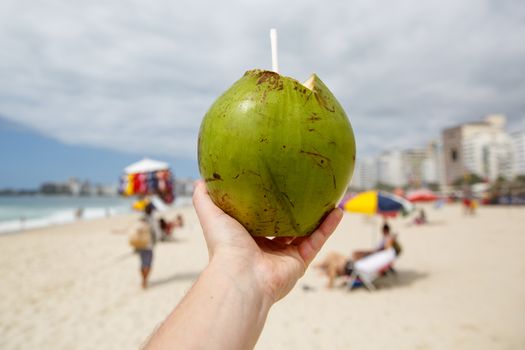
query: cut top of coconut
302 74 317 91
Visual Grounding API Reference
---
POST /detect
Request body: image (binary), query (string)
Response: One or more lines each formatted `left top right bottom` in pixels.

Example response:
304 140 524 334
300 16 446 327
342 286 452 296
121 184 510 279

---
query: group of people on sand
131 200 184 289
462 197 478 215
316 222 402 288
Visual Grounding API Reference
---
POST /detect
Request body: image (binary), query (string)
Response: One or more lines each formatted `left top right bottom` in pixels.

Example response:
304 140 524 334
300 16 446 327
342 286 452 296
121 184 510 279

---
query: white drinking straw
270 28 279 73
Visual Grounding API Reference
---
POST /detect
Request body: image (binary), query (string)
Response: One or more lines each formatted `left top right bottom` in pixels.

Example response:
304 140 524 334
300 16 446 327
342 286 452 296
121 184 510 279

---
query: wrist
147 253 273 350
206 254 274 312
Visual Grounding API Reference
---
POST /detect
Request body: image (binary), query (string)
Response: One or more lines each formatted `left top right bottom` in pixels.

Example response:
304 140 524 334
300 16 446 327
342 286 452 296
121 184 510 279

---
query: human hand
193 180 343 304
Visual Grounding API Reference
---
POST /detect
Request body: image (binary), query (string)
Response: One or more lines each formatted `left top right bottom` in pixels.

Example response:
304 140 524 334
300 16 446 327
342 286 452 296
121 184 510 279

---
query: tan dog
316 252 350 288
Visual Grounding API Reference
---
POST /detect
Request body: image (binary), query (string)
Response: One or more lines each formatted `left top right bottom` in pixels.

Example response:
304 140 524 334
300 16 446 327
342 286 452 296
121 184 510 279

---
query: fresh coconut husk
198 69 356 236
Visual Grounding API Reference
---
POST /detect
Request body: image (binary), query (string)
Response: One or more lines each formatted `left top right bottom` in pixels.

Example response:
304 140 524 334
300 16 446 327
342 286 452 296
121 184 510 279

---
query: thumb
296 208 343 267
192 180 249 256
192 180 227 253
192 180 227 230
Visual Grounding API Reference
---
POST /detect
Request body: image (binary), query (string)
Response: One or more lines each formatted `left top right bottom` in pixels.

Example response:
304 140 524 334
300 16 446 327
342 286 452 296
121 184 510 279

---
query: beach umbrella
339 191 413 216
339 191 413 247
119 158 174 204
406 188 439 203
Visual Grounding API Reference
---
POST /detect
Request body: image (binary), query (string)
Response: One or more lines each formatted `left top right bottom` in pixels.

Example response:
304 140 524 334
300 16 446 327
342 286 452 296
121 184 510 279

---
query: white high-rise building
442 114 515 184
463 130 515 181
422 140 446 188
422 157 438 184
401 148 428 187
377 150 404 187
512 131 525 176
350 157 377 190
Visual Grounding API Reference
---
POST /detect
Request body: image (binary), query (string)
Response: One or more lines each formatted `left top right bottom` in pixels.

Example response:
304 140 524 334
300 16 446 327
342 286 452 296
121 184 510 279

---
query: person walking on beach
143 180 342 349
136 203 162 289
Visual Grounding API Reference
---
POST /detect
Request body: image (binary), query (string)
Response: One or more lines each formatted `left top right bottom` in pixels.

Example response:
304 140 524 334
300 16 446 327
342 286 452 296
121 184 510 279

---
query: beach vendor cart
119 158 175 206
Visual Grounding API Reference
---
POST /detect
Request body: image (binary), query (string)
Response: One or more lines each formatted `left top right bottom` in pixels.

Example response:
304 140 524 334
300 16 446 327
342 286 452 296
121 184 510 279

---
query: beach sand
1 203 524 349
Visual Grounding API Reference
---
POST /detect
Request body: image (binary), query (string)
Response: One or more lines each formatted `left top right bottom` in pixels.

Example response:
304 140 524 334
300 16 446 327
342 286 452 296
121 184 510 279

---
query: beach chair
347 248 397 291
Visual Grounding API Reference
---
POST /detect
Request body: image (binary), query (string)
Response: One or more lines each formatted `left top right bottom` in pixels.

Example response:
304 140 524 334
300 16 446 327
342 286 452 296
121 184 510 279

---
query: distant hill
0 117 197 188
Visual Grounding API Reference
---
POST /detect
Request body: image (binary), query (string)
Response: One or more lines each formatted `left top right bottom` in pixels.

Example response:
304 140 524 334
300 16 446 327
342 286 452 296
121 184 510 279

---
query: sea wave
0 196 193 234
0 206 129 234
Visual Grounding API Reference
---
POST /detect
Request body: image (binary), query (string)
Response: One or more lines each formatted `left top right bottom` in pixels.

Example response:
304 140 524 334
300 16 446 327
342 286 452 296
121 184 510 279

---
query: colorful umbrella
406 188 439 203
339 191 413 216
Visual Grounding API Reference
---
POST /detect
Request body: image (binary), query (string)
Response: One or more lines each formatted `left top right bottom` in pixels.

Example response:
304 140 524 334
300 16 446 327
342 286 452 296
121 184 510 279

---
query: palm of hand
201 210 306 302
193 180 342 303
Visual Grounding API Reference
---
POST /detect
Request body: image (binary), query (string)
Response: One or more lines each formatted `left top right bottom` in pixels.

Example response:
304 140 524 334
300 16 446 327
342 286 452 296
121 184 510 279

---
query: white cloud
0 0 524 160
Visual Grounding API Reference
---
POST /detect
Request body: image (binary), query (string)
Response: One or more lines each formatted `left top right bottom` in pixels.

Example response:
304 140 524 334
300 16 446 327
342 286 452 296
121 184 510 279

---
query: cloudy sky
1 0 524 180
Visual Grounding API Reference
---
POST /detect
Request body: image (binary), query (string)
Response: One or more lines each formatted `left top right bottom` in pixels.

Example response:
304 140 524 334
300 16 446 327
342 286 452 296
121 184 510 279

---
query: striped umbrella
339 191 413 216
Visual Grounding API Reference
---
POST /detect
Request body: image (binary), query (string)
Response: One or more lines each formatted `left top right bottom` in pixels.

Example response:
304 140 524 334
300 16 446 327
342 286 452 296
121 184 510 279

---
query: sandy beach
1 203 524 349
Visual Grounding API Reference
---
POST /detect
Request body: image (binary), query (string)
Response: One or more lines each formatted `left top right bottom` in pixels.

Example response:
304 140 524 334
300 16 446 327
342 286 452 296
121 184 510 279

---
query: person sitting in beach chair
316 223 402 289
346 248 397 291
352 223 400 260
317 248 399 290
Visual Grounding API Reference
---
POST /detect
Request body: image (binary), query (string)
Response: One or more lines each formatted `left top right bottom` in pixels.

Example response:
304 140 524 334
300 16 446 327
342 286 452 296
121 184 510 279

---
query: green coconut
198 69 356 237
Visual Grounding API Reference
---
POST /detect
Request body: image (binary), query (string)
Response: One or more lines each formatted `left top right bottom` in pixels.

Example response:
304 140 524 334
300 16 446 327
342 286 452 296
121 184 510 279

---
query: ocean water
0 195 135 234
